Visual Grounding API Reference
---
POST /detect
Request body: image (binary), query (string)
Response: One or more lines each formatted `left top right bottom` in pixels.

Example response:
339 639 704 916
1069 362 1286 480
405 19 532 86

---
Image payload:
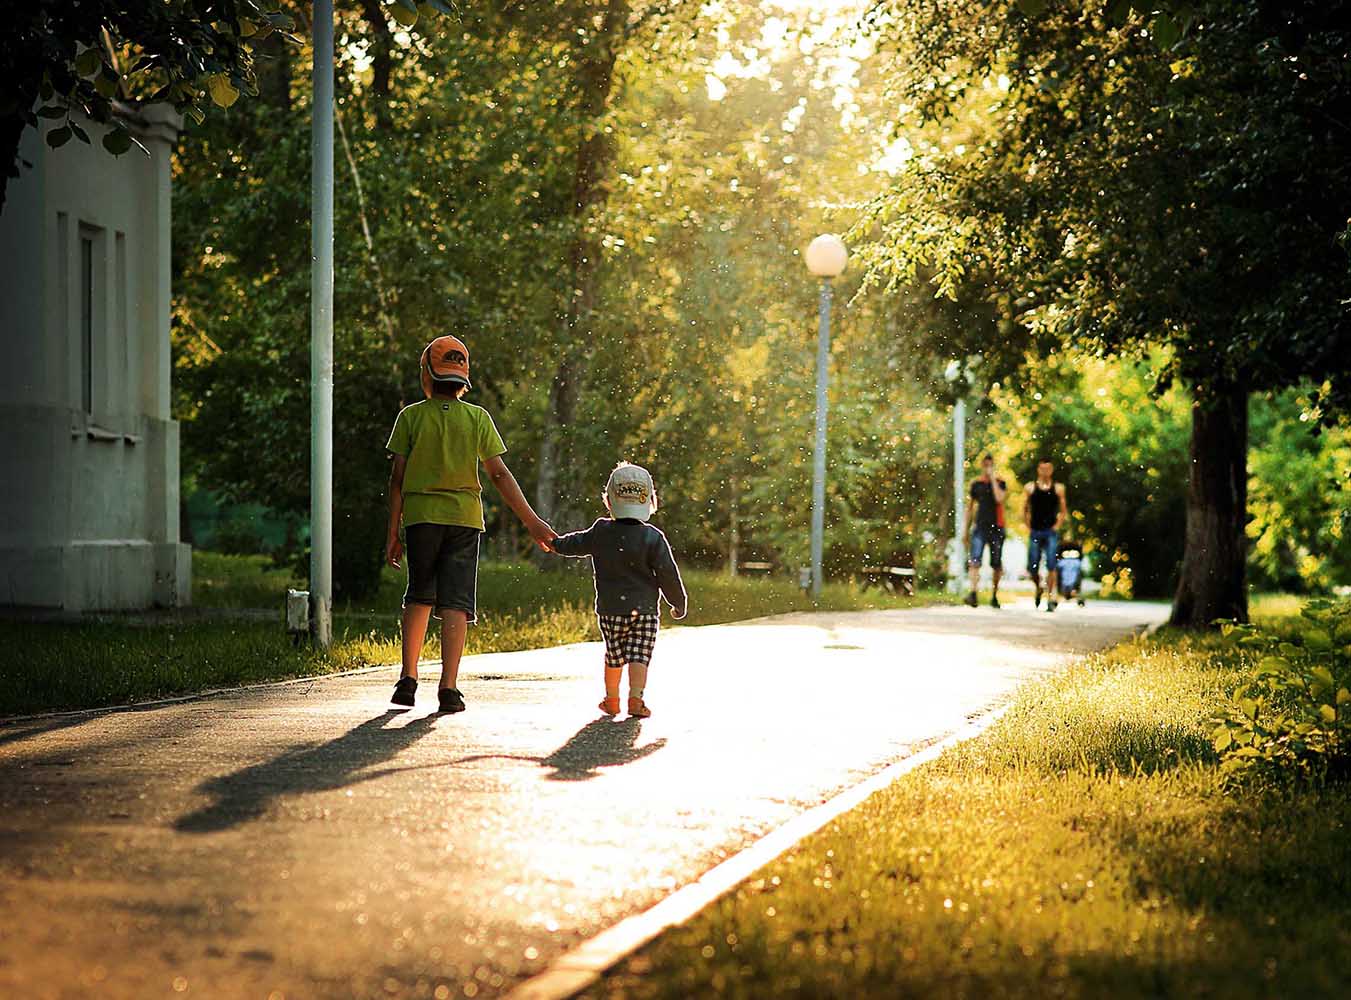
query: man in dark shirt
962 454 1007 608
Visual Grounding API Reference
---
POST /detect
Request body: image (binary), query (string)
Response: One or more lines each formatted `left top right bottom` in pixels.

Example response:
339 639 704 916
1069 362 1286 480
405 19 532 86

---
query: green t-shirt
386 398 507 530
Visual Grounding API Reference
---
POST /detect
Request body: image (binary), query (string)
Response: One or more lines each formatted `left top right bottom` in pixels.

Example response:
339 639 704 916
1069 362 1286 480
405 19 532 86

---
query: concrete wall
0 105 190 611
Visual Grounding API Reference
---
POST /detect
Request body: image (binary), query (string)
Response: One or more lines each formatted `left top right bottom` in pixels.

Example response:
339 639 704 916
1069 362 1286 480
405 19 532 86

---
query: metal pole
310 0 334 648
810 279 831 599
950 396 967 592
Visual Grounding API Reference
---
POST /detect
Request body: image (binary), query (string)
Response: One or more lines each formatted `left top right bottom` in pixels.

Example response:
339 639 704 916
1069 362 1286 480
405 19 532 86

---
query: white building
0 105 190 611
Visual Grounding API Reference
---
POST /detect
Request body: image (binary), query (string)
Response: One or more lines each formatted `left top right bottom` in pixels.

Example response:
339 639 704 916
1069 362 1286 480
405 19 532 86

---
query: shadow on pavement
0 712 103 749
174 709 439 834
537 717 667 781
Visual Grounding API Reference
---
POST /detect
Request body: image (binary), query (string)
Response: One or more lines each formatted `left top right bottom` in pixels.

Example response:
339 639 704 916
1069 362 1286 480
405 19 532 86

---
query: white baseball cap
605 463 657 521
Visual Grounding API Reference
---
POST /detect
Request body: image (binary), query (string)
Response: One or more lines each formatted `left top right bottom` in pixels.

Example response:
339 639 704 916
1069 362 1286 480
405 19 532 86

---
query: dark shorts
969 526 1004 570
403 523 480 622
597 612 659 669
1028 529 1059 573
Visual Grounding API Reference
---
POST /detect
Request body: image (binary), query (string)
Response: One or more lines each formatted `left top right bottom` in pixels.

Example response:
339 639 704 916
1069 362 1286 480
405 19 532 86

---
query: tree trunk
534 0 629 529
1170 380 1249 627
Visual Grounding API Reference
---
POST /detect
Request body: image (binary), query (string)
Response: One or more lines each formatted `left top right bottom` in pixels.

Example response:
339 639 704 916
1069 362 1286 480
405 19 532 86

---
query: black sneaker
1077 598 1086 607
990 594 1001 609
1034 585 1042 608
391 676 417 707
1047 600 1058 613
964 591 979 608
438 688 466 714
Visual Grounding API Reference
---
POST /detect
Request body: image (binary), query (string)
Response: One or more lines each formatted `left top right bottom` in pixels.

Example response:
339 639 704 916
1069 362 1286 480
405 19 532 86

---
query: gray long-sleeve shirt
551 518 687 617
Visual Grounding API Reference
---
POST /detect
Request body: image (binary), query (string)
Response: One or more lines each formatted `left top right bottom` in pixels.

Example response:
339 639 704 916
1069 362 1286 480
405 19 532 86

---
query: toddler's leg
627 661 649 701
400 604 433 680
605 665 623 700
438 610 469 691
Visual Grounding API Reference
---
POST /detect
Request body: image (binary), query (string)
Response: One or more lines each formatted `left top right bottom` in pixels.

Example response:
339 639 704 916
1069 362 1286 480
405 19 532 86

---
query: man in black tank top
1023 459 1069 611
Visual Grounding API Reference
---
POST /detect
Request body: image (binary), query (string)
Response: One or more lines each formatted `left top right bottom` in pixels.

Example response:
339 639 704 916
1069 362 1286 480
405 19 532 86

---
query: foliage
1 0 300 207
1247 392 1351 592
986 354 1191 596
1213 599 1351 781
860 0 1351 404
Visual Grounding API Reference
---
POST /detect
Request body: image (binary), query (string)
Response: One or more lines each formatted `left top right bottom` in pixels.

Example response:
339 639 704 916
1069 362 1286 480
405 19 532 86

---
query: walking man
1024 458 1069 611
963 454 1008 608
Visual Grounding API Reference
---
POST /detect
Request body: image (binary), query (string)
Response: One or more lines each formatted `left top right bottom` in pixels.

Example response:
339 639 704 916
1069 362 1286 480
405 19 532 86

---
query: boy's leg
438 610 469 691
605 666 623 700
400 604 434 679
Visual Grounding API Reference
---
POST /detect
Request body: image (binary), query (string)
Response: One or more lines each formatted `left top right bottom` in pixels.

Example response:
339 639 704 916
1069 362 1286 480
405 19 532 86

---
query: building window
80 234 94 414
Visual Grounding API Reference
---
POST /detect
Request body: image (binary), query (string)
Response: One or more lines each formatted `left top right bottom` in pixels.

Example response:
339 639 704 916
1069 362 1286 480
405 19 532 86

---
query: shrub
1212 599 1351 781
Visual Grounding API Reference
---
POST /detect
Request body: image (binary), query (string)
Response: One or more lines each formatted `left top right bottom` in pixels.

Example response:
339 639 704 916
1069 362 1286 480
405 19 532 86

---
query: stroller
1056 542 1086 606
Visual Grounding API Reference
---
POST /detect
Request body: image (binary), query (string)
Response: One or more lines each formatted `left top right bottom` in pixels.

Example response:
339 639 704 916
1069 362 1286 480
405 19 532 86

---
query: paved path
0 601 1166 999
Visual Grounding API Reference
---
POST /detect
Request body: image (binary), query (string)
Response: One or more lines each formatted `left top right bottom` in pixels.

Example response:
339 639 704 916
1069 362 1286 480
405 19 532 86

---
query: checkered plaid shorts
597 612 660 669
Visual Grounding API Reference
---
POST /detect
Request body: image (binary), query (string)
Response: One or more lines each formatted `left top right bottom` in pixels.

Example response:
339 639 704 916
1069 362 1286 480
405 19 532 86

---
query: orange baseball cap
419 336 472 398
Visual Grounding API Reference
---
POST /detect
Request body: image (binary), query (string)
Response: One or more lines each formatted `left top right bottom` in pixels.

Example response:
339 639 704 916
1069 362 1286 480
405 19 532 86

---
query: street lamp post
804 235 847 599
310 0 334 647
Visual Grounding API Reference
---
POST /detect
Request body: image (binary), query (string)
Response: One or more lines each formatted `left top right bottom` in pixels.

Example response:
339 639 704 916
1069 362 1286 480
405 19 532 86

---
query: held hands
671 605 687 621
385 535 403 569
529 517 558 553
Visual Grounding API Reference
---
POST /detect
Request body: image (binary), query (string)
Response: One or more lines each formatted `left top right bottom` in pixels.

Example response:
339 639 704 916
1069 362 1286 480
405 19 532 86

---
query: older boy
385 336 555 713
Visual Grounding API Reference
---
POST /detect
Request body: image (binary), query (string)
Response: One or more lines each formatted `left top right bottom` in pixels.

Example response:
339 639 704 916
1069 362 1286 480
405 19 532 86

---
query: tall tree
861 0 1351 625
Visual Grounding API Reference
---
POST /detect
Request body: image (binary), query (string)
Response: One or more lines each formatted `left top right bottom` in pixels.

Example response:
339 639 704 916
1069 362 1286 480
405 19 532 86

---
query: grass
585 612 1351 999
0 551 950 716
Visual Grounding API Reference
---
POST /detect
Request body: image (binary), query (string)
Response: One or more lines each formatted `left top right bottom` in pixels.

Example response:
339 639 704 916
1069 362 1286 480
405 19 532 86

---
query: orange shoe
598 696 620 715
627 697 651 719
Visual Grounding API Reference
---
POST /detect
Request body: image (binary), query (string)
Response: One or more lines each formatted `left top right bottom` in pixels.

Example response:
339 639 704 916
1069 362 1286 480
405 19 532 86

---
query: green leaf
390 1 419 27
1152 13 1181 50
75 48 102 78
1303 628 1333 651
206 74 240 109
1310 666 1336 692
1319 704 1337 723
46 126 72 148
1337 687 1351 706
1256 655 1290 675
425 0 456 13
239 18 258 38
94 73 119 99
1016 0 1048 15
38 105 67 119
1213 729 1232 751
1106 0 1133 26
69 121 90 144
103 128 133 155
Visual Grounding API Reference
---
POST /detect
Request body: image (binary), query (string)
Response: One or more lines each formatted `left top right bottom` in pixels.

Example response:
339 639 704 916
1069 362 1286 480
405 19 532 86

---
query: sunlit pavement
0 599 1167 999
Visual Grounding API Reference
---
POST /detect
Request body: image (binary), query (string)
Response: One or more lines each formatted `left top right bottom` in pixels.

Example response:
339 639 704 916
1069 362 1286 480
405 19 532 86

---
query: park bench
858 563 917 596
737 561 775 575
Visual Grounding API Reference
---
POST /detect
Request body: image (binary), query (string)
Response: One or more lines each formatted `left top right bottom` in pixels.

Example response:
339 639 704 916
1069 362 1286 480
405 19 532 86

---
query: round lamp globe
805 234 848 277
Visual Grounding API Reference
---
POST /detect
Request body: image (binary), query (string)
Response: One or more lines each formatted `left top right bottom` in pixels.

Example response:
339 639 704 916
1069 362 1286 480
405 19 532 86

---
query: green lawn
0 551 950 716
586 603 1351 999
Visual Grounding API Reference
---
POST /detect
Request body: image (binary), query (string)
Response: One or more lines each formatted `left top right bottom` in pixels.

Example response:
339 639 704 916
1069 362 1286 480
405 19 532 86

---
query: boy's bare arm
386 455 407 568
482 455 556 551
